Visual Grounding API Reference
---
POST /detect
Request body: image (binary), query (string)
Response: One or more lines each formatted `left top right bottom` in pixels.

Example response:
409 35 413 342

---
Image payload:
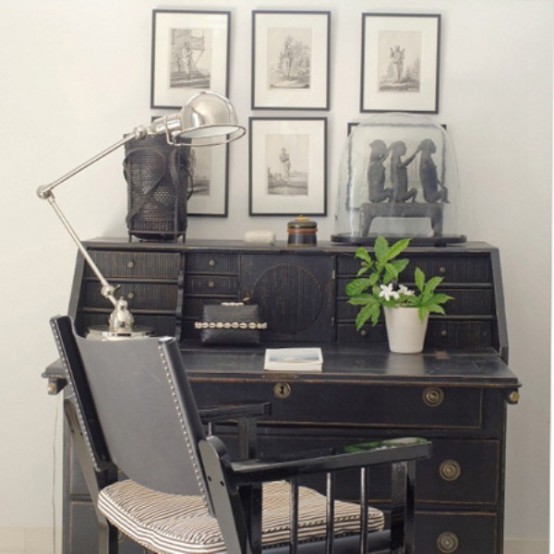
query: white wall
0 0 550 551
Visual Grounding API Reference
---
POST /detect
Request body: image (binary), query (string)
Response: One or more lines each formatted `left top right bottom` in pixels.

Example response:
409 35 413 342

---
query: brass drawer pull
439 266 447 275
439 459 462 481
208 259 216 267
440 329 448 337
273 383 291 399
208 280 216 289
437 531 459 553
423 387 444 407
126 260 135 269
127 292 135 300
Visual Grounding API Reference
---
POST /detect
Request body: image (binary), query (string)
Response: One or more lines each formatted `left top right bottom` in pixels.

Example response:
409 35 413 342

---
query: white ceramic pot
383 307 429 354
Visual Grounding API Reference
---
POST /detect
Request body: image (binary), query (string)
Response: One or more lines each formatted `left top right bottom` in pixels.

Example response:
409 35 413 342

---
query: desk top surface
179 343 519 388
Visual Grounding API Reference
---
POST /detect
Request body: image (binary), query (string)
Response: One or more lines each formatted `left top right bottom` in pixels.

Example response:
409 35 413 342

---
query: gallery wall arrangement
148 8 442 228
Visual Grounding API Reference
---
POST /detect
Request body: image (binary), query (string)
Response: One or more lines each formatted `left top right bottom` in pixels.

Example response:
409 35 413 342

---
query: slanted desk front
44 239 520 553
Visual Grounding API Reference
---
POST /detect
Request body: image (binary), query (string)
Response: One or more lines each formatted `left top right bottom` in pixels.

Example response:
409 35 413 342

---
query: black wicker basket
123 134 192 241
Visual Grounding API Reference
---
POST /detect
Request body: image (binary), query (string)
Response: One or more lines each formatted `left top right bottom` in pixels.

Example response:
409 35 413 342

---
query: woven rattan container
123 134 192 241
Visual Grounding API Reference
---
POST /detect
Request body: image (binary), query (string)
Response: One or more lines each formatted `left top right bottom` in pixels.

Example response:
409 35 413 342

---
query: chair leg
390 461 416 554
98 521 118 554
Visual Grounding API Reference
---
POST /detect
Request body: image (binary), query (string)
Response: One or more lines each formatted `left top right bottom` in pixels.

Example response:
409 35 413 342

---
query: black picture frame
249 117 327 216
360 13 441 113
151 9 231 109
251 11 331 111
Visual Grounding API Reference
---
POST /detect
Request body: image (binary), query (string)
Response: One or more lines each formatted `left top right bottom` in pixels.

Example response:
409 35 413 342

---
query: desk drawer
192 381 483 430
336 320 493 349
85 250 180 279
337 254 492 284
185 275 239 295
415 511 498 554
83 281 178 310
186 252 239 274
336 286 494 318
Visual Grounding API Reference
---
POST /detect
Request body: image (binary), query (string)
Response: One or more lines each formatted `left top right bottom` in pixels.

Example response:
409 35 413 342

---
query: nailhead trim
194 321 268 330
50 321 101 473
157 343 210 510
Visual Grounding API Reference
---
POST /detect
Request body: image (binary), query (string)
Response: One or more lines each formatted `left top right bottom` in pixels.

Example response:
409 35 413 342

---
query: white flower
379 283 400 301
398 284 415 297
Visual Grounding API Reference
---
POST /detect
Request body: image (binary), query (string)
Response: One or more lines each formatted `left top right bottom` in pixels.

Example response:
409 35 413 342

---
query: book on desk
263 347 323 372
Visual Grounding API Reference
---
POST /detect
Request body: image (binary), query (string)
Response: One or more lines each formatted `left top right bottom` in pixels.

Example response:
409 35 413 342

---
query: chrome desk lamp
38 91 245 339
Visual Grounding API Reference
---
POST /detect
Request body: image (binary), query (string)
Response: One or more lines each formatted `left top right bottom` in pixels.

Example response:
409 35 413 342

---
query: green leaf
345 278 370 297
374 236 389 262
431 293 454 305
348 294 374 306
414 267 425 291
427 304 446 315
385 238 410 261
391 258 409 275
354 247 372 264
355 303 380 330
423 276 443 294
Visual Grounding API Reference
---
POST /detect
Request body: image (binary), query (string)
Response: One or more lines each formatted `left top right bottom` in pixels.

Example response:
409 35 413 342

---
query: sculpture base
331 233 467 246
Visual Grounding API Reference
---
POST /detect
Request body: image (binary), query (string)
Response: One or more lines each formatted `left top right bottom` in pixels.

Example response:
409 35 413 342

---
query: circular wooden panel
252 264 323 335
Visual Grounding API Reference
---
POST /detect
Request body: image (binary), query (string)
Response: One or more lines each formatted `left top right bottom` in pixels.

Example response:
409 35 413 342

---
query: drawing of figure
279 147 291 183
417 139 448 203
180 42 195 76
389 141 418 202
390 45 405 82
368 140 393 203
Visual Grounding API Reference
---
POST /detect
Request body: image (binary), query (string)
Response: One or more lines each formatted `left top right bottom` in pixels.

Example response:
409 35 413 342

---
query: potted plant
345 236 453 353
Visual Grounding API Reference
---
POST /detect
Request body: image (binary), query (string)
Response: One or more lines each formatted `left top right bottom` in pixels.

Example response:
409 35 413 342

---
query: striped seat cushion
98 479 384 554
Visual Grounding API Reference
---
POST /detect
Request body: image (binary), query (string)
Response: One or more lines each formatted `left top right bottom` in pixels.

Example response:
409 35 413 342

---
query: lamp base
86 325 153 341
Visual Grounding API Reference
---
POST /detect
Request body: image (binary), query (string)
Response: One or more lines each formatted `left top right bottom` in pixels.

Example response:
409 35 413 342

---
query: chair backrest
51 315 210 505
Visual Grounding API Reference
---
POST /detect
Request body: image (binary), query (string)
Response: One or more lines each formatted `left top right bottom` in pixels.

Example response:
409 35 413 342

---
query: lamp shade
148 91 246 147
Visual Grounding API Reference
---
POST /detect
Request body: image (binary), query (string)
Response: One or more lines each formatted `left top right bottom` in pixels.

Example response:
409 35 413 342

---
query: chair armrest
199 402 271 424
229 437 431 484
42 359 67 395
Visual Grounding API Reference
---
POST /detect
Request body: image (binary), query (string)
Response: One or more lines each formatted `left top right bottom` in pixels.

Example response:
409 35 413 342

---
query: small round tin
287 216 317 246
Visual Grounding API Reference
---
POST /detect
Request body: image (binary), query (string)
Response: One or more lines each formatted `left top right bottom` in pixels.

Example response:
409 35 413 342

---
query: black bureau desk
44 239 520 553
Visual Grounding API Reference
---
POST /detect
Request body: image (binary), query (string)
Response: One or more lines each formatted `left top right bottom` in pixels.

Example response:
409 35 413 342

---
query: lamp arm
36 129 150 337
43 192 118 306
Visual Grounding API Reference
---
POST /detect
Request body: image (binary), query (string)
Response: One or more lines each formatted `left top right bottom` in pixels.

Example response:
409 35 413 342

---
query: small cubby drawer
185 275 239 295
336 287 495 318
85 250 180 280
337 254 492 283
186 252 239 274
83 281 178 310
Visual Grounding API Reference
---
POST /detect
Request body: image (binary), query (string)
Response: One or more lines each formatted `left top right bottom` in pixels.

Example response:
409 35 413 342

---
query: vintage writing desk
44 239 520 553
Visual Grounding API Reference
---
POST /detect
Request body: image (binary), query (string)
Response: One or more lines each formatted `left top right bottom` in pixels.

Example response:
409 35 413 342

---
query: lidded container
332 113 465 245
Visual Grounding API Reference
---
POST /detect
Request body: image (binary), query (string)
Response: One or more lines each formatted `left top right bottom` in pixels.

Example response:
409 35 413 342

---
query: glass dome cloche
332 113 465 245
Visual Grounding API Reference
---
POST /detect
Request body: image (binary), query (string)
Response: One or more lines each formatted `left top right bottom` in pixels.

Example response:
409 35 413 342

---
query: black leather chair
51 315 430 554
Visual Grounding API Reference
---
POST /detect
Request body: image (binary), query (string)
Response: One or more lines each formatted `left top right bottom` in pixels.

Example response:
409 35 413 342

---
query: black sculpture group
368 138 448 204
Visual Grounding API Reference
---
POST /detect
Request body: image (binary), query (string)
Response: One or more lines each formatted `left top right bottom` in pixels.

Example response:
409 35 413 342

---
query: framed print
252 11 330 110
249 117 327 216
188 144 229 216
361 13 440 113
151 10 230 109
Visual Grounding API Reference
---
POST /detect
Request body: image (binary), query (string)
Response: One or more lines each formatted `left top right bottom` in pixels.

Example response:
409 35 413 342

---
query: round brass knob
208 280 216 289
208 259 216 267
439 459 462 481
508 391 520 404
273 383 291 399
360 329 367 337
423 387 444 407
126 260 135 269
439 266 447 275
437 531 459 553
440 329 448 337
127 292 135 300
